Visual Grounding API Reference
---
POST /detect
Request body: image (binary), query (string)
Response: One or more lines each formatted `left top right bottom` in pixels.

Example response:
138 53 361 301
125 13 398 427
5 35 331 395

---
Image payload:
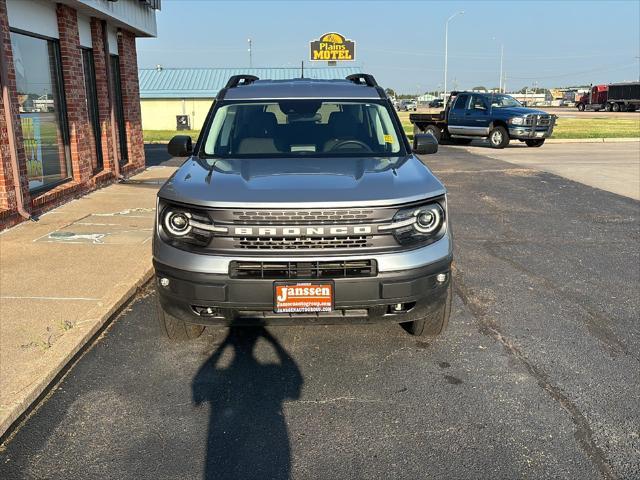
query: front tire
156 294 204 340
525 139 545 147
405 284 452 337
577 103 585 112
488 126 510 148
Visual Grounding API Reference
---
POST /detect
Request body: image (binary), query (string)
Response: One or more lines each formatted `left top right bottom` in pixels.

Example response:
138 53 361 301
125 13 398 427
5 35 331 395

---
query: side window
452 94 469 111
471 95 487 111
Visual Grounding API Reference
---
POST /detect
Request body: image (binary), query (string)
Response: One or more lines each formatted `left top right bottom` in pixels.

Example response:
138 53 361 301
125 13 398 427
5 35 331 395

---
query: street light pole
492 37 504 93
444 11 464 100
247 38 252 68
499 44 504 93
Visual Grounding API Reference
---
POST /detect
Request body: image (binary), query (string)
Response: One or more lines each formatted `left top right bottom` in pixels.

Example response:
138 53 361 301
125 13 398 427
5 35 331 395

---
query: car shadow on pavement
192 326 303 480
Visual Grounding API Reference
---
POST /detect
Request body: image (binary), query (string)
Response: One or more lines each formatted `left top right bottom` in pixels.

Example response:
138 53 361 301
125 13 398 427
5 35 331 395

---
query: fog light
159 277 170 287
193 305 220 317
436 273 447 283
393 303 403 312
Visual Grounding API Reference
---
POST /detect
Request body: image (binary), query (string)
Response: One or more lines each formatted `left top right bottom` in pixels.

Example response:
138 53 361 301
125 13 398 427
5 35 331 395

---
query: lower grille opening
230 260 377 279
237 309 369 319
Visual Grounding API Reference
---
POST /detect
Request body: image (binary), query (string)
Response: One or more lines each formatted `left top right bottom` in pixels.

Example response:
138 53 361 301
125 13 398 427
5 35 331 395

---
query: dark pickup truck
410 91 556 148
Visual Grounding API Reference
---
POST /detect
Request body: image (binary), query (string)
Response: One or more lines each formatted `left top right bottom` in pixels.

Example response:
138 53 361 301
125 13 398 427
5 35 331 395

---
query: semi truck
576 82 640 112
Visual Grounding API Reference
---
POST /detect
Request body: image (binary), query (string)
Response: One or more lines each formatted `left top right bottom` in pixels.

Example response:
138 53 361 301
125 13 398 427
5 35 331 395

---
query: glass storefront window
110 55 128 165
82 48 103 172
10 31 71 192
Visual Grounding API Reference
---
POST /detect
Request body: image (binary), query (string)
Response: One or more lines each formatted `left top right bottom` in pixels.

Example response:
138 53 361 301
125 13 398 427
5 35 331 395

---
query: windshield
202 100 404 158
490 94 523 108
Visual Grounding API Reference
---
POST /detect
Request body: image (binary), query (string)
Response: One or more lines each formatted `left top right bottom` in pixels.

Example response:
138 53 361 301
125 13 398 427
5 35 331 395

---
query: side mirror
413 133 439 155
168 135 193 157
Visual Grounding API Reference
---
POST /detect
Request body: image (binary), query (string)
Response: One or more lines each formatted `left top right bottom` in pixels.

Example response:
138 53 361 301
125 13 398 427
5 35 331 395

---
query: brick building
0 0 159 229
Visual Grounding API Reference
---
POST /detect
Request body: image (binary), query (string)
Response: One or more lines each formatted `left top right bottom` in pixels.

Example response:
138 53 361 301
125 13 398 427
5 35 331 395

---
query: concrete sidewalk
0 165 176 437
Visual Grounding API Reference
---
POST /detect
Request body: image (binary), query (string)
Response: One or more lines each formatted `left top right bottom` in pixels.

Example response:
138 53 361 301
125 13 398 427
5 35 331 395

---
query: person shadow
192 326 303 480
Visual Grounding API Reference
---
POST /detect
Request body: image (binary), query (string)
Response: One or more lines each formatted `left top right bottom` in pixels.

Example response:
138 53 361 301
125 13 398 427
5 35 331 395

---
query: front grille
230 260 377 279
524 114 552 126
232 209 375 225
236 236 372 250
537 115 552 126
197 204 424 254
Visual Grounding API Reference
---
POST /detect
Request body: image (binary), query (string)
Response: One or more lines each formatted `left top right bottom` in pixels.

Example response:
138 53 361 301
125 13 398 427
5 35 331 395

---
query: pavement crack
453 265 616 480
289 396 388 405
483 241 636 363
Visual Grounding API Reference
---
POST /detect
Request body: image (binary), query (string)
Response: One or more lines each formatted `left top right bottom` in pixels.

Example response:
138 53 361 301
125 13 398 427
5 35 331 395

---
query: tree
385 88 396 98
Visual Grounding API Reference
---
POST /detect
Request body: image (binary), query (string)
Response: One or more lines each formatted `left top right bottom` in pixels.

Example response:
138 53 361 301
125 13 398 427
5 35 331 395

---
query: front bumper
509 115 556 140
509 125 555 139
154 255 452 327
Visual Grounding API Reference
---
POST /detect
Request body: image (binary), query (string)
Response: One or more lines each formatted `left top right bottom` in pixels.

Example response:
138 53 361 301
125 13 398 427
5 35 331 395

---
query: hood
158 155 446 208
495 106 549 117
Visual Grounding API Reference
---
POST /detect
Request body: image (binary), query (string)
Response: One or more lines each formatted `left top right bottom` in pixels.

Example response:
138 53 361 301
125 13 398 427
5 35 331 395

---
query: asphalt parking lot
466 142 640 200
1 145 638 479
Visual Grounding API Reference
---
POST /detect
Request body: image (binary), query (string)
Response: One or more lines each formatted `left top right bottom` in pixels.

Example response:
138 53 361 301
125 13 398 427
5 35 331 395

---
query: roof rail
346 73 378 88
224 75 259 89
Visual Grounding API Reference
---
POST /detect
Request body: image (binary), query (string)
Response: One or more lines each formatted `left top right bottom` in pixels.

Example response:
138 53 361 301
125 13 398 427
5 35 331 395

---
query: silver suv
154 74 452 340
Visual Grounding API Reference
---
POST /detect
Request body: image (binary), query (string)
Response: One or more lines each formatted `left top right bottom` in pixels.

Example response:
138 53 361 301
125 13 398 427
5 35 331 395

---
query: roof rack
346 74 378 87
224 75 259 89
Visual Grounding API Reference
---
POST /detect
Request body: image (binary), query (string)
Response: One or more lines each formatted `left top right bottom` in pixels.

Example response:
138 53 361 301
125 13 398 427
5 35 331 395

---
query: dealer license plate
535 131 545 138
274 282 334 313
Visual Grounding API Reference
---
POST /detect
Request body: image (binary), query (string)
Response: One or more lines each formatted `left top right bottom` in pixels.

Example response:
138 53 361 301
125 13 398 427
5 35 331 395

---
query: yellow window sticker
384 134 394 143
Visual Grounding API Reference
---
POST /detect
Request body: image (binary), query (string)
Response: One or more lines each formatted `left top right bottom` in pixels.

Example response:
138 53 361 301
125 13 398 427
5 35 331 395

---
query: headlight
385 201 446 245
160 204 227 247
414 205 442 233
509 117 524 125
163 210 192 236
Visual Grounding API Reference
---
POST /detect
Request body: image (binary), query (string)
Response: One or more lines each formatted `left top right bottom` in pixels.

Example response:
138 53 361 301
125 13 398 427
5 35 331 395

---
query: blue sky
137 0 640 93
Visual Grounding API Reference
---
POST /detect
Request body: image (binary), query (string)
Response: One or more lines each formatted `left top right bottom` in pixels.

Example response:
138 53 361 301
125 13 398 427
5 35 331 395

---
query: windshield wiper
205 159 218 185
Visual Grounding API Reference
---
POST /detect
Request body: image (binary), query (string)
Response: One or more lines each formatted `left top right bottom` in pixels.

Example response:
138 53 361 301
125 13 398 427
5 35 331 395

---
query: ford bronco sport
153 74 452 340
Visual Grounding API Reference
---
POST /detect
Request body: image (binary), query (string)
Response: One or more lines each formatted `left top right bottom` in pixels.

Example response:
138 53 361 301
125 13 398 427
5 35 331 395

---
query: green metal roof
139 67 363 99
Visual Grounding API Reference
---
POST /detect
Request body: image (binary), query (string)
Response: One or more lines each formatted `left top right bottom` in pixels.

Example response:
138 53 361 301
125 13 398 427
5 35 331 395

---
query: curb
545 137 640 144
0 267 154 441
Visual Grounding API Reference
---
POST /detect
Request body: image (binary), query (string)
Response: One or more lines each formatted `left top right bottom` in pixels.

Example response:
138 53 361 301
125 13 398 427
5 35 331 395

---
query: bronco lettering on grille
231 225 374 237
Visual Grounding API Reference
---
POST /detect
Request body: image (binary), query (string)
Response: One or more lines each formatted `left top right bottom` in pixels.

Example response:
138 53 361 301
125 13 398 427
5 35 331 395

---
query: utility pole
444 11 464 100
247 38 252 68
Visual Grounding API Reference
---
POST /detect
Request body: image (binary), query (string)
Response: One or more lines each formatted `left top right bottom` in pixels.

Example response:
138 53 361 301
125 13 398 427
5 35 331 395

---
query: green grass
143 130 201 143
143 115 640 144
551 118 640 139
